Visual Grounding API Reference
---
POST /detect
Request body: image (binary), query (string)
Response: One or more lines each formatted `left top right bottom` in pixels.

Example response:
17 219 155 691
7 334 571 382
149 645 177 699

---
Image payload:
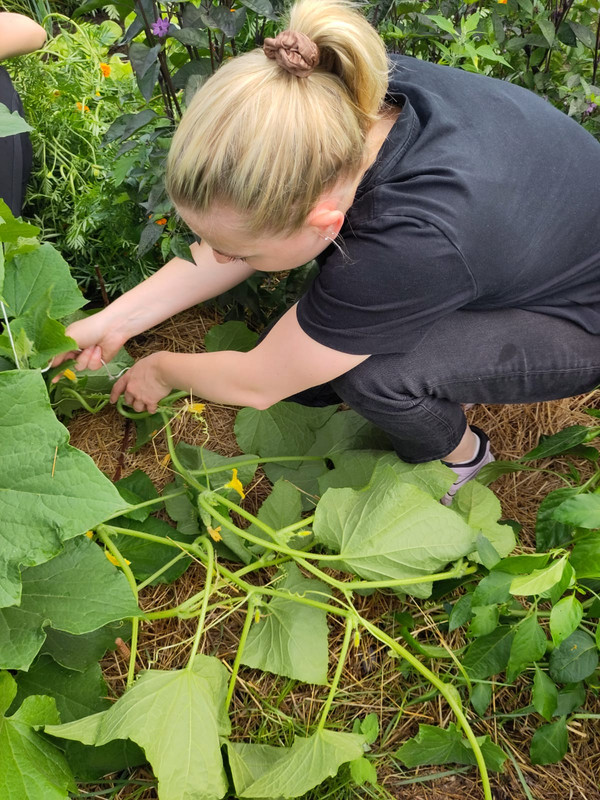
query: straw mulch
66 306 600 800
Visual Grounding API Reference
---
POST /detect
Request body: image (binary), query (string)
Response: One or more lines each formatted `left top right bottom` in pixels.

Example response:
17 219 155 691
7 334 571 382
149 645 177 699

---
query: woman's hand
110 352 172 414
51 313 127 381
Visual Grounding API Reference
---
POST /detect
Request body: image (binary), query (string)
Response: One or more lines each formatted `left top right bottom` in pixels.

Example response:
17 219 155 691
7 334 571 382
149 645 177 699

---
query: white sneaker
440 426 494 506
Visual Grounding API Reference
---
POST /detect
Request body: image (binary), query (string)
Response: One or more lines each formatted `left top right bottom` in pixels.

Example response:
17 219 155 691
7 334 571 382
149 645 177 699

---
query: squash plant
1 169 600 795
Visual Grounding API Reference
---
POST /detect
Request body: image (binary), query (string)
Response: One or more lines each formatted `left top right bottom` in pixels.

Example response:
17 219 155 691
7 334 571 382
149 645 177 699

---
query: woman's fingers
74 345 102 371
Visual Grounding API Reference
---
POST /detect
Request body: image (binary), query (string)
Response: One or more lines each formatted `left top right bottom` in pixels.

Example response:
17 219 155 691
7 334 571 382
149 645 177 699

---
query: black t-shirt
296 55 600 355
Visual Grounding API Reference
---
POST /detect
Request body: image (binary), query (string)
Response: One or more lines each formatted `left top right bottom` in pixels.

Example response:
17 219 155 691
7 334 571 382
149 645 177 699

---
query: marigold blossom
155 217 167 225
100 62 111 77
76 102 90 112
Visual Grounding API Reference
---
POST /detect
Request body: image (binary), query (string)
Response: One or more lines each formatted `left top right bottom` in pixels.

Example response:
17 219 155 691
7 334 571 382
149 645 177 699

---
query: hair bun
263 30 320 77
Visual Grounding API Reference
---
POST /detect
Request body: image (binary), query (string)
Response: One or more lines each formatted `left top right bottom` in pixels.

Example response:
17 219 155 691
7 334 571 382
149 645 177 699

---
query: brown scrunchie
263 30 320 78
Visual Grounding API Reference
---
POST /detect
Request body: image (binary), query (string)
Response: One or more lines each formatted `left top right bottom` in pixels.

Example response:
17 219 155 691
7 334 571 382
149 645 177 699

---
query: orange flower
100 62 111 77
155 217 167 225
497 0 507 4
76 102 90 112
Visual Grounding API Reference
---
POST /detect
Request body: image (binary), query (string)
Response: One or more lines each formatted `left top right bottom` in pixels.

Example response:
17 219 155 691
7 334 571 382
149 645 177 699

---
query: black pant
0 67 32 216
280 307 600 462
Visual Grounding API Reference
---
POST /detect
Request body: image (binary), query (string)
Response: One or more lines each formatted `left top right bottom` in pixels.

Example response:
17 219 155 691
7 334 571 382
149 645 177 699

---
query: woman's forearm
156 350 267 409
96 242 255 342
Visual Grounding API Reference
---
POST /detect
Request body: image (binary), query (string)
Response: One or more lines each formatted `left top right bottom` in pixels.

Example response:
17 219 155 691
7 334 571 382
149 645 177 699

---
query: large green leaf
41 621 131 673
570 533 600 579
110 515 192 584
9 290 77 368
554 494 600 529
307 409 390 456
0 371 127 608
317 450 454 499
509 556 568 597
506 615 547 682
246 480 303 553
235 403 337 457
396 722 507 772
549 630 598 683
530 717 568 765
462 626 515 679
524 426 600 459
0 672 76 799
312 466 476 597
241 565 331 684
452 482 516 562
204 321 259 353
0 102 32 137
47 655 231 800
549 595 583 647
532 665 558 721
0 537 139 670
3 243 85 319
535 487 579 551
14 655 110 722
229 729 365 798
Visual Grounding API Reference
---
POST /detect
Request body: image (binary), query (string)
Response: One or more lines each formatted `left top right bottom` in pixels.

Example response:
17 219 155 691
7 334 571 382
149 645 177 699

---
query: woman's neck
335 105 402 214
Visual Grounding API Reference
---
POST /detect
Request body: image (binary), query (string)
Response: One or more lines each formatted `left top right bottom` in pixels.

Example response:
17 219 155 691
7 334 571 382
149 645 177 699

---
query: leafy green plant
13 16 161 297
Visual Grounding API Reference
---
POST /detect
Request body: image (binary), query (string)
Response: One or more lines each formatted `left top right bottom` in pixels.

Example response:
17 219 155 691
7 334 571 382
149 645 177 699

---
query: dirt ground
67 307 600 800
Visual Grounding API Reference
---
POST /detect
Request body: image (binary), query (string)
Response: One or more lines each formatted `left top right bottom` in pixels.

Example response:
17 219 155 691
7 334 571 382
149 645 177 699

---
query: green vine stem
188 455 326 476
186 538 213 669
96 525 141 689
317 617 355 731
358 616 492 800
225 595 256 713
103 489 186 522
200 495 477 591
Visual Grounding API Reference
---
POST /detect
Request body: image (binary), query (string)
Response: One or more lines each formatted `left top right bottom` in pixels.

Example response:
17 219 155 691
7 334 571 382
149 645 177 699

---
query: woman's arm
0 13 46 59
53 240 256 372
110 304 369 412
96 240 255 343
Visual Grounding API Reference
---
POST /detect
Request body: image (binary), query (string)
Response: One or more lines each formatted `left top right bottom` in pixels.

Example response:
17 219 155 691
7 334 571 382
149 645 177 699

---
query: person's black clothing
0 66 32 216
296 55 600 356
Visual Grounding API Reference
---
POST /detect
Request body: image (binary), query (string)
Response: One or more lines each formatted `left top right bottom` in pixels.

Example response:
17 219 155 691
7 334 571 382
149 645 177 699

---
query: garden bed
66 306 600 800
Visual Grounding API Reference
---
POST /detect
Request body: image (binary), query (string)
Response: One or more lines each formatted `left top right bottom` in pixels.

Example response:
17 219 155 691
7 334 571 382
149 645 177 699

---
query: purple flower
584 102 597 117
151 17 170 38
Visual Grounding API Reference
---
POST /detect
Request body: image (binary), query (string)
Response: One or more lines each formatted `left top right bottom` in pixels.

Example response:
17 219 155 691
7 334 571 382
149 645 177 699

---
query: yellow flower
497 0 507 4
76 101 90 112
186 402 205 415
62 368 77 382
208 525 222 542
296 530 312 537
95 91 101 97
53 89 61 97
105 550 131 567
100 62 111 77
85 530 94 539
225 468 245 499
160 453 172 467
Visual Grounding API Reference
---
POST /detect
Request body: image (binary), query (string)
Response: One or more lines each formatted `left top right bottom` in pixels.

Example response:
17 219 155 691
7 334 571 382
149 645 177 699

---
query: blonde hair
166 0 389 235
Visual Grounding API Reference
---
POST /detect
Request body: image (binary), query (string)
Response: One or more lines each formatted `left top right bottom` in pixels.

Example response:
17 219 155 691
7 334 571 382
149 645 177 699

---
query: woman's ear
307 201 345 239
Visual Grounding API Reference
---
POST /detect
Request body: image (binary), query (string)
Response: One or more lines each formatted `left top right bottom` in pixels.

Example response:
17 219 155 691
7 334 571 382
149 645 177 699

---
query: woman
0 11 46 215
54 0 600 503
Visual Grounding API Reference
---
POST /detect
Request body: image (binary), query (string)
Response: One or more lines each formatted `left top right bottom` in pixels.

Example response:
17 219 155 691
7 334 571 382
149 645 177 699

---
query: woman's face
178 205 335 273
